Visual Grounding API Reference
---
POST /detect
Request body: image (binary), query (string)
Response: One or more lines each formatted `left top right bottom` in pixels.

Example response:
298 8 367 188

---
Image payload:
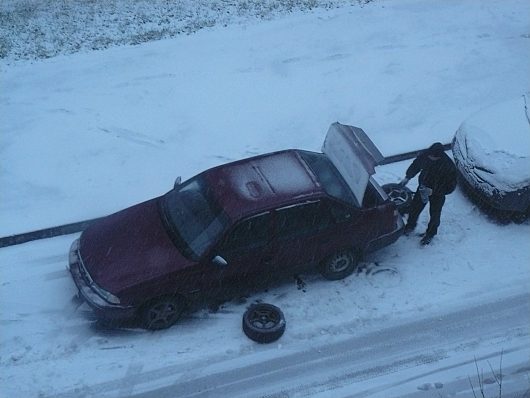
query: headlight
72 238 121 305
452 135 462 158
91 283 121 305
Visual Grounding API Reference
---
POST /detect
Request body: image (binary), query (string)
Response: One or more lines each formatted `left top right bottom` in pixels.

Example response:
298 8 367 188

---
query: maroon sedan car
69 123 404 329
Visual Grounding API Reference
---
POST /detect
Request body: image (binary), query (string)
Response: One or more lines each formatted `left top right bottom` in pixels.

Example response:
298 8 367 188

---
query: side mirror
174 176 182 189
212 255 228 267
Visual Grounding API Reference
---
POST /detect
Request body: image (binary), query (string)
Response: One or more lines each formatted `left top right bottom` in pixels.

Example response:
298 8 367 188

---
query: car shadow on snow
73 263 402 335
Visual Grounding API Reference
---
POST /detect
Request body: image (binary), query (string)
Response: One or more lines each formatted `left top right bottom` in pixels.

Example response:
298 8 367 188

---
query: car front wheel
141 296 186 330
320 250 360 280
510 209 529 224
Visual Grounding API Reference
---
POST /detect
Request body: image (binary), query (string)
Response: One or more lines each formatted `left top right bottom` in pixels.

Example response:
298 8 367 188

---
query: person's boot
420 234 434 245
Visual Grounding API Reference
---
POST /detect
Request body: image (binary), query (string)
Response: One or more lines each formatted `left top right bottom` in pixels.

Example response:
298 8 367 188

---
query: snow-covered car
452 95 530 221
68 123 404 330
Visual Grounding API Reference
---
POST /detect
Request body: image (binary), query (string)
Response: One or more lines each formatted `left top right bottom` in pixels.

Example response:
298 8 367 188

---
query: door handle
261 256 273 265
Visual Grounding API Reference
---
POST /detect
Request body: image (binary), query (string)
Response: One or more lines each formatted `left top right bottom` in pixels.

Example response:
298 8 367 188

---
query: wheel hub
331 254 351 272
388 188 408 205
250 309 279 329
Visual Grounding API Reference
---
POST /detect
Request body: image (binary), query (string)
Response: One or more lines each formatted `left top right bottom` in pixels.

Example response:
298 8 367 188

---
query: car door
203 211 275 299
271 197 383 275
271 200 340 276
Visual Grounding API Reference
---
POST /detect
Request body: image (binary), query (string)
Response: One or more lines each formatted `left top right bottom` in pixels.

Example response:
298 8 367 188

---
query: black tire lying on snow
242 303 286 343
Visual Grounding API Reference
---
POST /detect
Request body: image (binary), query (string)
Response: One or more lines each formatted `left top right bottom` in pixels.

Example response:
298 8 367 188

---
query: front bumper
455 162 529 213
68 239 136 321
452 136 529 213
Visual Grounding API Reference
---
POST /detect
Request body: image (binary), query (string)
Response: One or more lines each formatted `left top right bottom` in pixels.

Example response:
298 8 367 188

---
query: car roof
203 149 325 220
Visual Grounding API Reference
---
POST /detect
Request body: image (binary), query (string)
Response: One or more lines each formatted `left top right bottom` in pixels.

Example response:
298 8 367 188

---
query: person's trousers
406 191 446 237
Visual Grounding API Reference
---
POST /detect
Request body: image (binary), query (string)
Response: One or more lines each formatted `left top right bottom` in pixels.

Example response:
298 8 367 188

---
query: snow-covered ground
2 0 530 236
1 0 530 397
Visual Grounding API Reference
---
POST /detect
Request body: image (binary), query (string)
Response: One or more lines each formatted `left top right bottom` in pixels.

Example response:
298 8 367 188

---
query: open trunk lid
322 122 384 205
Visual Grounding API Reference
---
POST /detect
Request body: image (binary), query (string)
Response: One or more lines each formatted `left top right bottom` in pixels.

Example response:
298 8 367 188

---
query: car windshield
162 175 229 259
299 151 358 206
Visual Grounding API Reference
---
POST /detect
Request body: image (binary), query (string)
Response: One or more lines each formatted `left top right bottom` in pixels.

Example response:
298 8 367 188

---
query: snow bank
0 0 370 62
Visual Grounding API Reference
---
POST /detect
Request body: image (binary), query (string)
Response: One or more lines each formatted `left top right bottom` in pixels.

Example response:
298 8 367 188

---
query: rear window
299 151 357 206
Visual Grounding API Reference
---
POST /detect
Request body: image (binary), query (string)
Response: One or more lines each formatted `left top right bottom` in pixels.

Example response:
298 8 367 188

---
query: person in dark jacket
399 142 457 245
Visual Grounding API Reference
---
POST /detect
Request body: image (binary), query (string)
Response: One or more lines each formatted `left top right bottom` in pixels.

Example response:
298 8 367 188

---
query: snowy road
106 294 529 398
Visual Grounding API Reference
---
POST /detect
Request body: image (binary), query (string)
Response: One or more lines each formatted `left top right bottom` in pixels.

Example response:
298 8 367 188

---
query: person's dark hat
427 142 444 157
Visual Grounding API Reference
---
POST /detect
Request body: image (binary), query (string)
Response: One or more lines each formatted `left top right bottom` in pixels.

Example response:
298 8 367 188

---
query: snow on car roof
204 150 323 220
455 94 530 190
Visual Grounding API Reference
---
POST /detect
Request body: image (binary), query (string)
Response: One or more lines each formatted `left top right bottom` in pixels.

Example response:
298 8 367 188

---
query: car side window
219 212 271 252
298 151 357 206
327 199 354 223
276 201 333 240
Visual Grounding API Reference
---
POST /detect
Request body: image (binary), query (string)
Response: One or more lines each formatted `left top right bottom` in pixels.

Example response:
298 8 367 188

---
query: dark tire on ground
242 303 286 343
382 183 414 215
510 209 529 224
141 295 187 330
319 249 360 281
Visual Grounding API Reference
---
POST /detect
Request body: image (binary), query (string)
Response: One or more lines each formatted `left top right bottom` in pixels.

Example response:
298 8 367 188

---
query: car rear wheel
320 249 360 280
141 296 186 330
242 303 286 343
382 183 414 214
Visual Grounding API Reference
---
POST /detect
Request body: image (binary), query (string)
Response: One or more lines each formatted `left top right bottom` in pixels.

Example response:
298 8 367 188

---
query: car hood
453 94 530 192
79 197 193 294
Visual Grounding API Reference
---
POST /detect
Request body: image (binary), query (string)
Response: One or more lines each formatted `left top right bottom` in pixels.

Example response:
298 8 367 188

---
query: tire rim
387 188 409 206
248 308 280 330
329 252 353 273
146 301 180 329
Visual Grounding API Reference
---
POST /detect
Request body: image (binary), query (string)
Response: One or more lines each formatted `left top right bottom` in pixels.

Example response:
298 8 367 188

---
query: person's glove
399 177 410 187
418 185 433 203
